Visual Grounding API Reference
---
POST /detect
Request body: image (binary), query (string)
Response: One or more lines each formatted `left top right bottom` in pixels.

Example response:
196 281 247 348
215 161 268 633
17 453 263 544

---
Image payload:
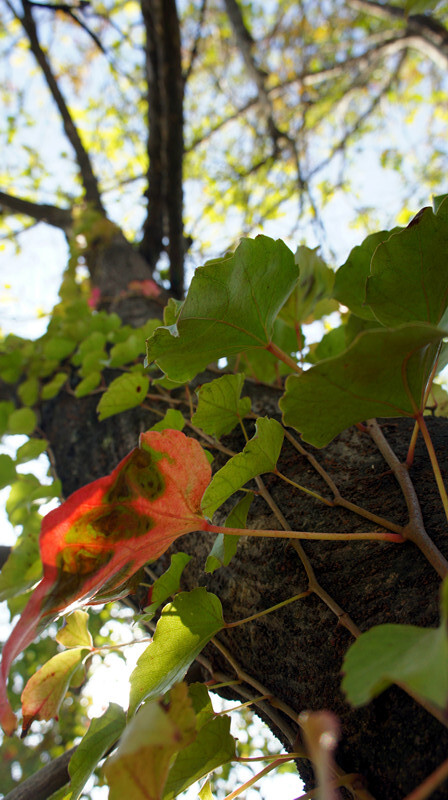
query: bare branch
3 746 76 800
14 0 104 210
0 190 72 231
183 0 207 84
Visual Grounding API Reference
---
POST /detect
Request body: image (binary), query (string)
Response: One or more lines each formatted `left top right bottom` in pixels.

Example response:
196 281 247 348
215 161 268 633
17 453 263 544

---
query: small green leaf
74 371 102 398
109 334 146 367
205 492 254 574
21 647 89 733
0 454 16 489
56 610 93 648
162 715 235 800
142 552 192 621
41 372 67 400
0 401 14 436
129 589 224 716
7 408 37 435
146 237 298 382
97 373 149 420
150 408 185 432
68 703 127 800
201 417 284 518
105 683 197 800
198 781 216 800
280 324 445 447
17 377 39 407
42 337 76 361
15 438 48 464
342 580 448 710
192 374 251 438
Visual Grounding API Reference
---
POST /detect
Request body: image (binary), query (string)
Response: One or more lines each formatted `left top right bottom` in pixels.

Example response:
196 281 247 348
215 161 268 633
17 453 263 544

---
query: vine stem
204 521 404 543
415 411 448 523
366 419 448 578
225 590 311 628
401 755 448 800
265 341 302 373
222 757 296 800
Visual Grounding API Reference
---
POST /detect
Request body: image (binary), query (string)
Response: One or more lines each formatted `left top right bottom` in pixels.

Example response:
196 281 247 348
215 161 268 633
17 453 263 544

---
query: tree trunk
39 355 448 799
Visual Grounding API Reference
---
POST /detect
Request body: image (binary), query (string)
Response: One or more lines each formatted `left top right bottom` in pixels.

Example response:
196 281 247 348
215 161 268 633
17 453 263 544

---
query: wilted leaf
192 373 251 438
129 589 224 716
146 236 298 383
104 683 197 800
21 647 90 734
201 417 284 518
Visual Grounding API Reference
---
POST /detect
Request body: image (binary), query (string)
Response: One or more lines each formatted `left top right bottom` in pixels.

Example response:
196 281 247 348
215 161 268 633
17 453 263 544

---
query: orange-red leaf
0 429 211 735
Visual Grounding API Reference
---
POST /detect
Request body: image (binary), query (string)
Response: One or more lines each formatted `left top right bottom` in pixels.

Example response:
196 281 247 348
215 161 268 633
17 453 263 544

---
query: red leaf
0 429 211 735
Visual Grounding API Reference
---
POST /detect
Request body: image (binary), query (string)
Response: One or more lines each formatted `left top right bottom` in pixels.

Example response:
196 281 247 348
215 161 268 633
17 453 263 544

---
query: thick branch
140 0 185 297
3 746 76 800
0 190 72 231
17 0 104 210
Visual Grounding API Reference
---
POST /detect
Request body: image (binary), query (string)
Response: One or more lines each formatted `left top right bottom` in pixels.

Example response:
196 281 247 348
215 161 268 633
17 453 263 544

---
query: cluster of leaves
2 197 448 797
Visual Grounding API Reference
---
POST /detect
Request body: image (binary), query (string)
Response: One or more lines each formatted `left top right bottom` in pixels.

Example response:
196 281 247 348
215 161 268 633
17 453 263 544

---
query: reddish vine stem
415 411 448 523
253 477 362 639
205 521 404 543
265 341 302 373
366 419 448 578
283 428 405 535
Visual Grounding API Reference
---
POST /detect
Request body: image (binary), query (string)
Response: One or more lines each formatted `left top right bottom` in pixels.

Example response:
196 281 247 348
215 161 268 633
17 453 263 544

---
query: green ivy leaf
109 334 146 368
201 417 284 518
69 703 127 800
7 408 37 435
74 371 101 398
0 514 42 601
280 245 334 326
129 589 224 716
333 230 399 320
41 372 67 400
342 580 448 710
366 206 448 327
0 454 16 490
56 610 93 648
0 401 14 436
142 552 192 621
97 373 149 421
205 492 254 574
105 683 197 800
162 715 235 800
192 373 251 438
42 337 76 361
17 377 39 407
15 438 48 464
280 323 445 447
146 236 298 382
149 408 185 432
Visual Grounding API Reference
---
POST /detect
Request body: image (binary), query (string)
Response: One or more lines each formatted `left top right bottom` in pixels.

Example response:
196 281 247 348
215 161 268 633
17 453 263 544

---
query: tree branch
3 746 76 800
0 190 72 231
14 0 104 210
140 0 185 297
348 0 448 68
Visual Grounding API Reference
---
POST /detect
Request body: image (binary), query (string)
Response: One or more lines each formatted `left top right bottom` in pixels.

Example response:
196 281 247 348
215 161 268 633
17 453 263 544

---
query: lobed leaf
201 417 284 518
146 236 298 383
280 323 446 447
129 589 224 716
192 373 251 438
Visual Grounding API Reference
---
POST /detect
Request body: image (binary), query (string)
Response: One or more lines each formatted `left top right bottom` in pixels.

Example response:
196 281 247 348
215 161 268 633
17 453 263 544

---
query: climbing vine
2 196 448 798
